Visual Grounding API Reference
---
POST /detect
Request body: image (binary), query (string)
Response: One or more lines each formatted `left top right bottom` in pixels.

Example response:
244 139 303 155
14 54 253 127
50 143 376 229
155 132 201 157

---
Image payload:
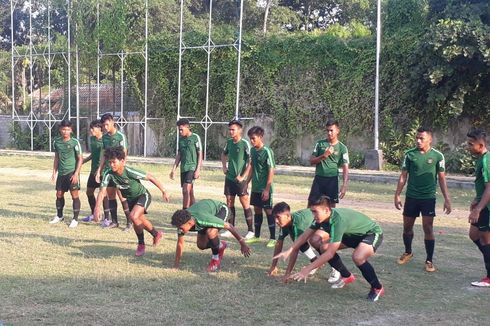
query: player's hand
236 175 244 183
470 200 478 211
222 166 228 175
95 171 101 183
266 266 278 276
469 208 480 224
50 172 56 183
394 195 402 210
291 268 309 283
443 200 452 214
70 173 79 184
240 243 251 257
273 248 292 261
323 146 334 158
169 170 175 180
261 190 270 201
339 185 347 199
194 170 200 179
162 191 170 203
93 208 101 223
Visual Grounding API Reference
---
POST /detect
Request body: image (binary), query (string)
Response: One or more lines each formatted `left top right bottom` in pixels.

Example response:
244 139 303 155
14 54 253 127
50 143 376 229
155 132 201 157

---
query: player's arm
309 145 333 165
71 149 84 184
469 182 490 224
51 152 59 182
93 185 107 223
273 228 315 261
282 244 301 282
262 166 274 201
267 239 284 276
83 153 92 164
394 170 408 210
220 152 228 175
339 163 349 199
174 235 185 269
438 171 451 214
194 139 203 179
145 173 170 202
292 241 341 282
223 222 251 257
170 152 181 180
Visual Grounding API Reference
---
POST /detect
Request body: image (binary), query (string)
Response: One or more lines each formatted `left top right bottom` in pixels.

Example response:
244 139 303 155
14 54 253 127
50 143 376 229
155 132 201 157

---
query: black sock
228 207 236 226
56 197 65 217
267 213 275 239
358 261 382 289
136 232 145 245
72 197 81 221
403 233 413 254
328 253 351 278
103 197 110 220
310 256 317 263
121 200 131 224
474 239 484 254
147 228 158 237
482 244 490 278
208 237 220 255
254 214 263 238
244 208 253 232
425 239 435 262
109 199 118 223
87 195 96 214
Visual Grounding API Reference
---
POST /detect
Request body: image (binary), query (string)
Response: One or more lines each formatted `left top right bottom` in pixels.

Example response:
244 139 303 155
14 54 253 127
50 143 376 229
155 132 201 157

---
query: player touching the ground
394 127 451 272
171 199 251 272
466 129 490 287
244 126 276 247
49 120 83 228
94 146 169 257
170 118 203 209
275 196 384 302
95 113 132 231
81 119 104 222
220 119 254 240
267 202 327 283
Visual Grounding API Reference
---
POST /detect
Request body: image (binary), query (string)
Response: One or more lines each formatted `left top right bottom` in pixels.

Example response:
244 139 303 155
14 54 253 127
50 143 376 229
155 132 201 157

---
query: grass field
0 154 487 325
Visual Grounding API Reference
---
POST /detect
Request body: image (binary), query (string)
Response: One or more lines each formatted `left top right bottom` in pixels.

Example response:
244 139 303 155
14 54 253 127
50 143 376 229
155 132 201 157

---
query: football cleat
331 274 356 289
135 244 146 257
367 286 385 302
397 252 413 265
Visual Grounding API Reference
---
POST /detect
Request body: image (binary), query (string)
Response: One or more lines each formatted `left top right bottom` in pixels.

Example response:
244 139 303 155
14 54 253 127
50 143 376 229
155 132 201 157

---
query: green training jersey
53 136 82 176
278 209 314 241
102 130 128 150
101 166 147 200
178 133 202 173
474 151 490 210
402 147 445 199
312 140 349 177
251 146 275 193
179 199 226 235
223 138 251 181
89 136 103 174
310 208 382 243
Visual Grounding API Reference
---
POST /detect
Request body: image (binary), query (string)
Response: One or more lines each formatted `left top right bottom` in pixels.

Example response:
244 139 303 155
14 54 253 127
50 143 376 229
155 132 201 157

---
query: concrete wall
0 115 12 148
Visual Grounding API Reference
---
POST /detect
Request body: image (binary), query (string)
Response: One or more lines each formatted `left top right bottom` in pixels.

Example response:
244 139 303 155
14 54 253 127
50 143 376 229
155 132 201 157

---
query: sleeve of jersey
121 133 128 149
266 148 275 168
126 167 147 180
100 172 111 188
401 153 409 171
245 141 251 160
312 142 319 156
74 139 82 157
223 141 228 155
329 219 346 243
483 154 490 183
342 145 349 165
437 152 446 173
195 134 202 152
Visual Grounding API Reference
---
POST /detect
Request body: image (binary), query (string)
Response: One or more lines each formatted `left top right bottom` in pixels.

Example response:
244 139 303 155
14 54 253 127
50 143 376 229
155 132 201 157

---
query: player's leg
307 176 322 207
83 172 98 222
264 207 276 247
106 186 118 227
310 230 346 284
237 182 254 237
470 208 490 287
421 198 436 272
68 188 81 228
116 189 132 231
189 183 196 206
352 235 384 301
50 189 66 224
246 205 263 244
202 228 226 272
398 197 418 264
129 204 147 256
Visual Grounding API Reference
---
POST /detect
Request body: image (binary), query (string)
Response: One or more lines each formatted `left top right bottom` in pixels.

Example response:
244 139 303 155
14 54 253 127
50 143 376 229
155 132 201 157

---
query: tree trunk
263 0 273 35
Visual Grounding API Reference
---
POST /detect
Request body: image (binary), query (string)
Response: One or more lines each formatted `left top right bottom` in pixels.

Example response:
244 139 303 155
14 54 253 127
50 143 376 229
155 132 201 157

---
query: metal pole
29 0 33 150
96 0 100 117
234 0 244 119
374 0 381 150
76 44 80 138
143 0 148 156
176 0 185 154
67 0 71 121
10 0 15 121
203 0 214 160
48 0 52 151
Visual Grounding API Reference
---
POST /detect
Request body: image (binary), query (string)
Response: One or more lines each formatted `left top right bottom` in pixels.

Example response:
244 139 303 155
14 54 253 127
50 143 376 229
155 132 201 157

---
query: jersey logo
427 159 433 164
117 185 130 190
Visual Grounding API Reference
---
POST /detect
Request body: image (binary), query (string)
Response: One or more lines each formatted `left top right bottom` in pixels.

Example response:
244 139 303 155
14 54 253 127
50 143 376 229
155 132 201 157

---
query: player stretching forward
275 196 384 302
81 120 104 222
220 119 254 239
94 146 168 256
466 129 490 287
267 202 321 282
171 199 251 272
170 118 203 209
394 127 451 272
49 120 83 228
244 126 276 247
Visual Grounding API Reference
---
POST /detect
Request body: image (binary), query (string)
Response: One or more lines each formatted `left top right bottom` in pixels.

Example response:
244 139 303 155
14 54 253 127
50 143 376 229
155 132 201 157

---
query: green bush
349 149 365 169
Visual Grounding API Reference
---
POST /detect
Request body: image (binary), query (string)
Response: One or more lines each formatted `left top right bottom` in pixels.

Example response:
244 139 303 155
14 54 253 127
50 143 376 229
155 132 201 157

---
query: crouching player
275 196 384 302
94 146 169 256
171 199 251 272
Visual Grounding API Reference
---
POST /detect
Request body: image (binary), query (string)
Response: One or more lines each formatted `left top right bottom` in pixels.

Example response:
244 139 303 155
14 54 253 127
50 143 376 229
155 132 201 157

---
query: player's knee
309 235 322 248
422 224 433 235
352 252 367 266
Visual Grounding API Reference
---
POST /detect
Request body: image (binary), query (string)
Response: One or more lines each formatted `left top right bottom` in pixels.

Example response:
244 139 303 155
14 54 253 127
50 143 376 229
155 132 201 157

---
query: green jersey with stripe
474 151 490 210
278 209 314 241
101 166 147 200
185 199 227 232
178 133 202 173
251 146 275 193
53 136 82 176
402 147 445 199
89 136 103 174
102 130 127 150
223 138 251 181
312 140 349 177
310 208 382 243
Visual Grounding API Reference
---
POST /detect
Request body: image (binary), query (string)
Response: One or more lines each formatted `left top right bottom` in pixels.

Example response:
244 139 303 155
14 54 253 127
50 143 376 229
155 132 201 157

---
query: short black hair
228 119 243 128
325 119 339 128
59 119 73 128
104 146 126 161
171 209 192 227
308 195 332 209
417 126 433 135
467 129 487 142
100 113 114 123
271 202 291 218
247 126 264 138
89 119 102 129
176 118 190 127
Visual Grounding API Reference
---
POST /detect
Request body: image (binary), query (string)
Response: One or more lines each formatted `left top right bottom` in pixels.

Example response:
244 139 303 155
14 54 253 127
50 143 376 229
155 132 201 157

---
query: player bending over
94 146 169 256
171 199 251 272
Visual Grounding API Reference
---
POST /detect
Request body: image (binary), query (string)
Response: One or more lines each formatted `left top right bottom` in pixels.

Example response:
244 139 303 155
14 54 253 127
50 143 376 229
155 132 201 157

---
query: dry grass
0 155 487 325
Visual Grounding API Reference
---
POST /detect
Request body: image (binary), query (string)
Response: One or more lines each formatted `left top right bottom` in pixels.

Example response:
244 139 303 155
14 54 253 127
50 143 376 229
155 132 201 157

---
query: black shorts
250 191 273 209
127 192 152 214
180 170 195 187
308 175 339 204
471 207 490 232
224 178 248 197
197 205 229 235
87 173 101 189
403 197 436 218
342 233 383 252
56 172 80 192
